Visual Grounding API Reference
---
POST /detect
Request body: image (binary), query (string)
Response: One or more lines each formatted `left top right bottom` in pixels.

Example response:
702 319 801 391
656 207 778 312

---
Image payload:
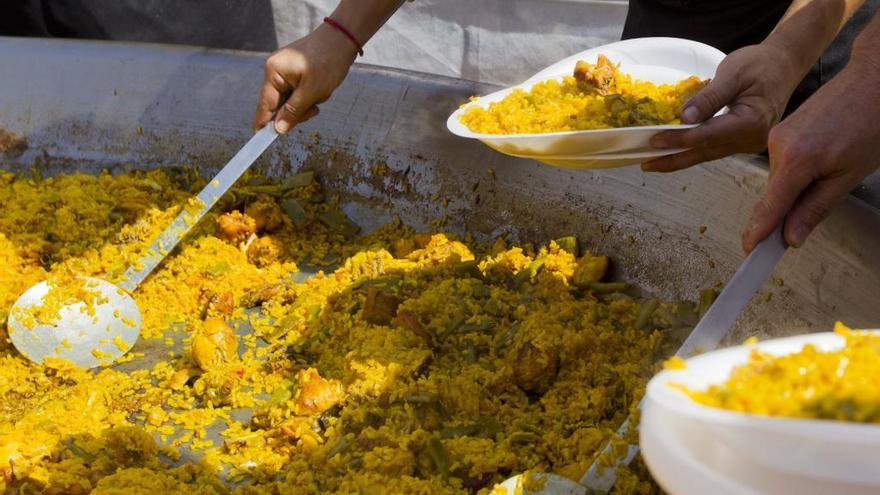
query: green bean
507 431 541 444
588 282 629 293
402 392 438 404
471 282 491 299
463 342 477 364
281 171 315 191
326 436 352 459
554 236 579 256
427 438 451 476
66 440 96 463
635 298 660 330
280 198 308 227
264 314 302 342
440 418 502 440
456 320 496 334
317 210 360 237
352 276 402 291
307 304 321 322
513 259 545 288
697 288 719 316
440 423 481 438
454 260 482 278
346 456 364 470
444 314 467 334
205 261 231 277
495 322 521 349
266 384 292 406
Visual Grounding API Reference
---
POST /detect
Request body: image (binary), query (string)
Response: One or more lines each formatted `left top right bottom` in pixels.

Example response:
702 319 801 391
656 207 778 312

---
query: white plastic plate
447 37 726 168
642 331 880 495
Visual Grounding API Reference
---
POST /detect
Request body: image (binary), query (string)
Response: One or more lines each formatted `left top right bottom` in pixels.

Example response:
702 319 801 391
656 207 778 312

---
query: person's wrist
331 0 388 45
313 22 359 61
756 38 807 98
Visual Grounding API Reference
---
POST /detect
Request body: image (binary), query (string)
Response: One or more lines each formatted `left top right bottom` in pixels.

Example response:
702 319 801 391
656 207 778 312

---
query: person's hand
253 23 359 134
641 43 801 172
741 56 880 252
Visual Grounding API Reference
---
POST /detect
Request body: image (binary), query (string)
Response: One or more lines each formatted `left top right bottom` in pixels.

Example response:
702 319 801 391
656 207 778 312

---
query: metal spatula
7 124 279 368
498 224 788 494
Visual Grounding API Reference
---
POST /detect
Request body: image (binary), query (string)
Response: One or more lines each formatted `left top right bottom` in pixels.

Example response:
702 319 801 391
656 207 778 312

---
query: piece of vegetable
554 236 579 256
573 255 609 287
697 288 719 316
395 310 435 349
361 287 402 326
514 259 545 288
427 438 451 476
280 171 315 191
513 342 560 394
635 298 660 330
191 318 238 372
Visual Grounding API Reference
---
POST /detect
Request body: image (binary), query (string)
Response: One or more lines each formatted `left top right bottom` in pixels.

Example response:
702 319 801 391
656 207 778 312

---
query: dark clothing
623 0 879 117
0 0 278 51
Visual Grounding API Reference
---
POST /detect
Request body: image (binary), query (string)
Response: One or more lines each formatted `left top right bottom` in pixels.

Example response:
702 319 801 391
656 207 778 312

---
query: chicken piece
573 254 609 288
216 210 257 243
513 341 560 394
198 288 234 318
245 194 285 233
361 287 402 326
191 318 238 372
392 238 416 259
246 235 285 267
293 368 345 416
573 55 617 94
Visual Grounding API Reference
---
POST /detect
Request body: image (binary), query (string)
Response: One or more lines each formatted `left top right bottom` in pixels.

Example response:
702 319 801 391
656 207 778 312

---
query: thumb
274 82 321 134
783 176 850 248
680 75 739 124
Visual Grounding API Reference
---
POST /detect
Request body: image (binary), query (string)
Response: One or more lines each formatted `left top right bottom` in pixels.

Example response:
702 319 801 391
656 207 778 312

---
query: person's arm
642 0 865 172
253 0 406 134
742 10 880 252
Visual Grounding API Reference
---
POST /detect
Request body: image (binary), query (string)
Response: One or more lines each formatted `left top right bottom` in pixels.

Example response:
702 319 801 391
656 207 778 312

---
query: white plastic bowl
642 332 880 495
446 37 725 168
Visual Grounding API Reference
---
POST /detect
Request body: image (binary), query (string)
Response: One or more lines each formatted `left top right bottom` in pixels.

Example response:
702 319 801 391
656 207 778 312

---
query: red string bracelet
323 17 364 56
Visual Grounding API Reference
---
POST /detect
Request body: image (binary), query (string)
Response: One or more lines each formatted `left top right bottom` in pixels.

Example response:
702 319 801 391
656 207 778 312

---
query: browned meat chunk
361 287 402 326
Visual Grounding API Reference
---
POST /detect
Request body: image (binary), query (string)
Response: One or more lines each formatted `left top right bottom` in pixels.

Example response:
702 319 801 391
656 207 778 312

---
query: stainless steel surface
1 37 877 343
1 37 879 486
120 122 279 290
580 222 788 492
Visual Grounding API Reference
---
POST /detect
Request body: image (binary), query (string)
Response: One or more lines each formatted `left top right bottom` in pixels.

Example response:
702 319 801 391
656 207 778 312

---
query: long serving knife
579 223 788 493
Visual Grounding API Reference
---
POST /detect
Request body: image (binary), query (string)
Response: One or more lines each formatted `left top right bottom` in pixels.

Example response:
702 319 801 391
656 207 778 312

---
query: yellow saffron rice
0 166 686 494
459 55 707 135
681 322 880 423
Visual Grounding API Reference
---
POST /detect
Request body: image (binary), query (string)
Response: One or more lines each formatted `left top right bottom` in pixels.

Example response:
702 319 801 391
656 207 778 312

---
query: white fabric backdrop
270 0 628 85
